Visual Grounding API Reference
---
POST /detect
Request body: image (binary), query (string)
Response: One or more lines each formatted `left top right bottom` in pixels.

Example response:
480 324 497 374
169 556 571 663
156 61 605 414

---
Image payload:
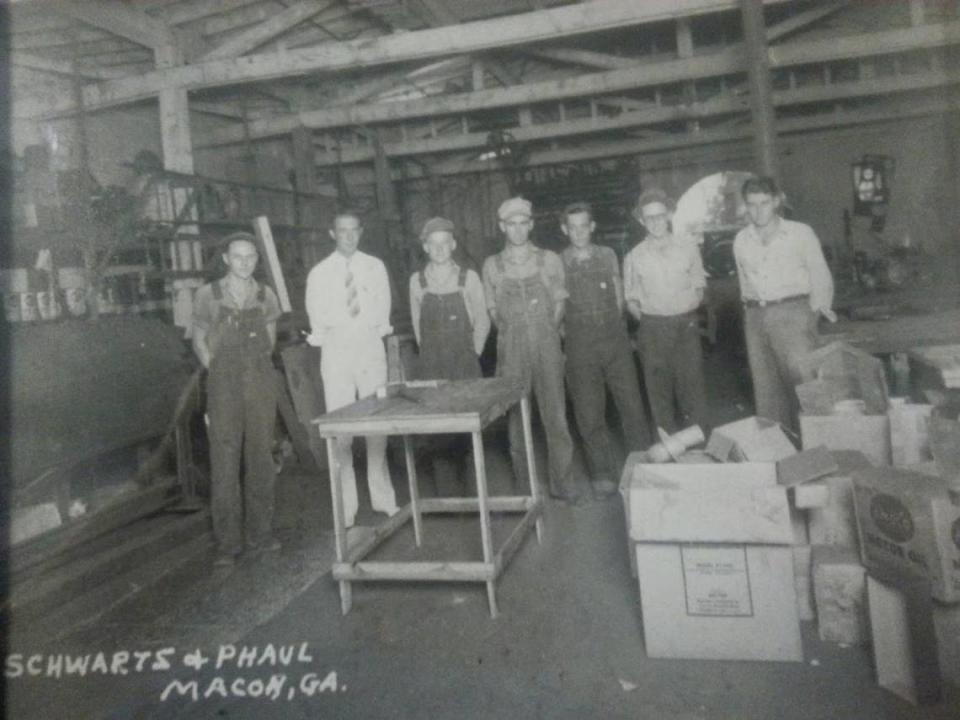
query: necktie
345 263 360 317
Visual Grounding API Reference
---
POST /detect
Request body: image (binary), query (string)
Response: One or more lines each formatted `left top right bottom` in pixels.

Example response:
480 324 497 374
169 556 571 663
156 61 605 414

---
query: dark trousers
743 299 818 433
207 357 277 554
566 334 650 480
637 312 708 434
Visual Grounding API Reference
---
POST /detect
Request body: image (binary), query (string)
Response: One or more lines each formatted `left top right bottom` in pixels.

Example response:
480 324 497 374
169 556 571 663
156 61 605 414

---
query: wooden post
291 126 323 268
740 0 779 178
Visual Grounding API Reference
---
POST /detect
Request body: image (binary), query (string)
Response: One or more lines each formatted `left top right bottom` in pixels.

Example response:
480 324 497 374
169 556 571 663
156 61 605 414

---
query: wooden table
312 377 544 618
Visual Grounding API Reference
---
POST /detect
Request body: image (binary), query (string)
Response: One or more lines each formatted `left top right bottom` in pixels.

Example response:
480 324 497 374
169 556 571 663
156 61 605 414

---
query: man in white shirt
733 175 835 431
305 210 399 527
624 188 708 434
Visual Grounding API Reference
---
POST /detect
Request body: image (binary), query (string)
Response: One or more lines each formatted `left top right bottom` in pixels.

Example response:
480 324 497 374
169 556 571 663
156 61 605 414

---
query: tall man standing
624 189 709 434
305 210 399 528
192 233 282 566
733 175 835 431
560 202 649 498
482 197 582 503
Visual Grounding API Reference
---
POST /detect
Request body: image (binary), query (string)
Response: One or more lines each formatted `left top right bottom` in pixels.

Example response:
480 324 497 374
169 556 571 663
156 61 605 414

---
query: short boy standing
192 233 282 566
624 188 709 434
409 217 490 494
560 202 649 497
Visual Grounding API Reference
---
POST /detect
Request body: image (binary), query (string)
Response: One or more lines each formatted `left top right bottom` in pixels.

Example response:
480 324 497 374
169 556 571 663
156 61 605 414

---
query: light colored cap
420 216 455 240
498 197 532 221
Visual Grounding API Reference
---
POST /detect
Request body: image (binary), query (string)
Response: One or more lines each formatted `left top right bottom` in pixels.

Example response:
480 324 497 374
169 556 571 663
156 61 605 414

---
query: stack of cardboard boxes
620 355 960 706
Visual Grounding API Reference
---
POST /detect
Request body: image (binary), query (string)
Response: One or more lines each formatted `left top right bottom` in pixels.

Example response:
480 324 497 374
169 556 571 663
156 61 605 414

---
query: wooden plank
418 497 532 513
161 0 265 28
196 21 960 146
8 509 208 620
80 0 793 108
201 0 336 60
493 506 543 577
343 505 413 563
333 560 494 582
251 216 293 312
766 1 848 42
53 0 176 50
742 0 779 177
8 478 180 576
10 51 127 80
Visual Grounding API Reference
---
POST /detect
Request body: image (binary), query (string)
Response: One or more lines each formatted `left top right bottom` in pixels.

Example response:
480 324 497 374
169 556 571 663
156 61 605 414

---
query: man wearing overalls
409 217 490 494
560 202 650 498
482 197 582 504
192 233 282 567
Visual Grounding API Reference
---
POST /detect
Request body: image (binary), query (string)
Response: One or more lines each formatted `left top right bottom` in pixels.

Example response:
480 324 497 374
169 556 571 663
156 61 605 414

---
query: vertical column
740 0 778 179
292 126 322 269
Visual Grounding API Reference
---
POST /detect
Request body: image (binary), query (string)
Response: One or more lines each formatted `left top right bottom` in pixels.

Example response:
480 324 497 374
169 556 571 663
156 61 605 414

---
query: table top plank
312 377 526 436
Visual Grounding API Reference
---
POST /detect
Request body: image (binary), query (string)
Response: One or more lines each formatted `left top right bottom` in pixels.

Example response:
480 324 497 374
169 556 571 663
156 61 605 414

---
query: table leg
403 435 423 547
520 395 543 544
471 431 498 618
326 437 352 614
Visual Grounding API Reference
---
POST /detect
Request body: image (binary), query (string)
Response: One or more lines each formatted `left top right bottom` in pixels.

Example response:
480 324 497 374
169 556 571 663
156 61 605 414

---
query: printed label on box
681 545 754 617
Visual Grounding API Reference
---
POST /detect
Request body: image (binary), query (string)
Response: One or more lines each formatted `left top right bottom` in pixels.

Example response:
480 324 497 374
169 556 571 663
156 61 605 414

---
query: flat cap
420 216 455 240
498 196 532 221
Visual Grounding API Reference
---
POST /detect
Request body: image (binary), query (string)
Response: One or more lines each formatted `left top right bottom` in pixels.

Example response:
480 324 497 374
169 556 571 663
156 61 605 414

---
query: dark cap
420 216 455 240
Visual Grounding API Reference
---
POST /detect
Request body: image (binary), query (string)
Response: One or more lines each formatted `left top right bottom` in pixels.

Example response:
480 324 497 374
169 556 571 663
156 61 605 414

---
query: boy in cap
192 232 282 566
305 209 399 528
560 202 650 497
734 175 834 431
623 188 709 434
409 217 490 493
482 197 582 503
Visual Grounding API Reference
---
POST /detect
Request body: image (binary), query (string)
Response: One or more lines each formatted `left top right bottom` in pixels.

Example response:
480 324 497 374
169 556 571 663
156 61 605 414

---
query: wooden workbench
312 377 544 618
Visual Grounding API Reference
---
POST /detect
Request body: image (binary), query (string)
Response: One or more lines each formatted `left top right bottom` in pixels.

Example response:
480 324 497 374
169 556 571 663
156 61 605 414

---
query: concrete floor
6 346 960 719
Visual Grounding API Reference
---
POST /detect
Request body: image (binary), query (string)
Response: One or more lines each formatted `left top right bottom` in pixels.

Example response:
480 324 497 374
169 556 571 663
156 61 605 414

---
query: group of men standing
193 174 834 566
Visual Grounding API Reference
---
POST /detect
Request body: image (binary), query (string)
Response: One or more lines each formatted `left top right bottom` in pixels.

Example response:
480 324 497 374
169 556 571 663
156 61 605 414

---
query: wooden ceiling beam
194 20 960 146
161 0 264 27
305 67 956 166
200 0 337 60
80 0 792 109
11 51 128 80
423 95 958 177
52 0 176 50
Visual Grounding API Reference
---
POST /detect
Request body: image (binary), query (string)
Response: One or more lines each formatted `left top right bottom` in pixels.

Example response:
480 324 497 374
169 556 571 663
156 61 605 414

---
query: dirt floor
6 346 960 719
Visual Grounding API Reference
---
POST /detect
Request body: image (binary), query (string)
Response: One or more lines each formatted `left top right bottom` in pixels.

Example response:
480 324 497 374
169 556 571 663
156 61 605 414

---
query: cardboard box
807 475 860 549
888 401 933 468
799 341 889 414
627 463 802 661
705 416 797 463
933 601 960 687
867 574 942 705
812 545 867 645
800 413 891 467
852 468 960 603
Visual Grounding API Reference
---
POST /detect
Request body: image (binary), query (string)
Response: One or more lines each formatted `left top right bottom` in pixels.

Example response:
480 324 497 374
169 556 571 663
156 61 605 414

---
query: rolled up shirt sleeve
802 226 835 313
464 269 491 355
409 273 424 346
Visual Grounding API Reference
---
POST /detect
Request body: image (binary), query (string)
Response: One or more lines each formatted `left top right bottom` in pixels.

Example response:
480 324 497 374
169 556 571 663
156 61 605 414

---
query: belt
743 294 808 308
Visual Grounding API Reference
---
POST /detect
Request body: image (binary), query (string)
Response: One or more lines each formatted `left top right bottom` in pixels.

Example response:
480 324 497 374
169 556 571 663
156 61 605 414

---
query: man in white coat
305 209 399 527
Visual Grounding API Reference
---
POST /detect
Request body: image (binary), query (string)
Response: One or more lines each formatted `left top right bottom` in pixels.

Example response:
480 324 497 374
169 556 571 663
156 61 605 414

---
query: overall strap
457 266 468 288
495 253 506 274
211 281 223 301
419 270 428 289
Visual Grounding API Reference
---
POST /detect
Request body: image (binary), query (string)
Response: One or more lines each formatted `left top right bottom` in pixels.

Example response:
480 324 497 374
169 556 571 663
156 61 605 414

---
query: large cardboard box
628 463 802 661
800 413 891 467
852 467 960 603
